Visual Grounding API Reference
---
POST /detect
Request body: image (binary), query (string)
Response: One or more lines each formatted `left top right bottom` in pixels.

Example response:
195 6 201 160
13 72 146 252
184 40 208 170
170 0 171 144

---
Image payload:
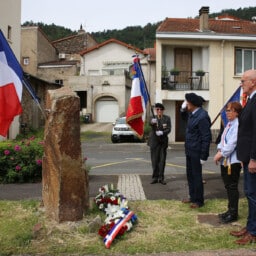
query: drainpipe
90 85 94 120
220 40 225 117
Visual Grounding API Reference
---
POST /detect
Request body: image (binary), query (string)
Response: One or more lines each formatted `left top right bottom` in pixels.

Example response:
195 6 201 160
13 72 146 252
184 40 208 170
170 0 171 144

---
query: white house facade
156 6 256 142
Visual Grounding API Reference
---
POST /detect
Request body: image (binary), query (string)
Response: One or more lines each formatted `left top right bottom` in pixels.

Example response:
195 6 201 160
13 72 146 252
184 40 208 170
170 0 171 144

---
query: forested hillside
22 6 256 49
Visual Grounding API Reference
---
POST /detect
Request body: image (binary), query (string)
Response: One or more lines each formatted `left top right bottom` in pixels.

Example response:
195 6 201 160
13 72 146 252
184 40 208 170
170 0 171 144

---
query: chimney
199 6 209 31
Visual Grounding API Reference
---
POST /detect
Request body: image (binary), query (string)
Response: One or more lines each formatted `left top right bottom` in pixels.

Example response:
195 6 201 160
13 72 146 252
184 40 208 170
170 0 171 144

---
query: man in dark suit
230 69 256 245
148 103 171 185
182 93 211 208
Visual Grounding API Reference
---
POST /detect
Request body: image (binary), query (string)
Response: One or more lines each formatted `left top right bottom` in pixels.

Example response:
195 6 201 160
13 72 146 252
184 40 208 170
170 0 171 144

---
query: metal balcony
161 71 209 91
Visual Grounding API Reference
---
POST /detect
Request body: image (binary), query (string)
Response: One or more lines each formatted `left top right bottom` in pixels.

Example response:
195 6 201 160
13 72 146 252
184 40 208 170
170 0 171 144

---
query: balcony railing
161 71 209 91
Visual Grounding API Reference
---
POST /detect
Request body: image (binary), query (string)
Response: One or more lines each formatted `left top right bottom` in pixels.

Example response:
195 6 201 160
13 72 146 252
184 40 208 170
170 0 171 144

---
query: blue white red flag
0 30 23 137
220 86 246 126
126 57 149 138
103 210 135 249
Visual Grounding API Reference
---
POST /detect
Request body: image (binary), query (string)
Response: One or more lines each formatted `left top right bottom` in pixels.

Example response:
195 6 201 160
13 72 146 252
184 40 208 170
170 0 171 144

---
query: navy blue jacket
185 108 212 161
237 93 256 163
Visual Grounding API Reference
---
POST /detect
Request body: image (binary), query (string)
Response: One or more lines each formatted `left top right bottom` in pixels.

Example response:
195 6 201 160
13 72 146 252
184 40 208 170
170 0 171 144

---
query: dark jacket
185 108 212 160
237 93 256 163
148 115 171 149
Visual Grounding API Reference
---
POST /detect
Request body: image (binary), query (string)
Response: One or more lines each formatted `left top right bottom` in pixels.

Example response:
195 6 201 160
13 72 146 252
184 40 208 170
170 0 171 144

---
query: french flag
126 57 148 138
220 86 246 127
103 210 135 249
0 30 22 137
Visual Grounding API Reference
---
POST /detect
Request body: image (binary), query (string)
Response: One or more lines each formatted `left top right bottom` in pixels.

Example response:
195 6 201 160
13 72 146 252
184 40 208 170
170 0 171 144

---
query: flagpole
210 112 220 127
136 57 155 118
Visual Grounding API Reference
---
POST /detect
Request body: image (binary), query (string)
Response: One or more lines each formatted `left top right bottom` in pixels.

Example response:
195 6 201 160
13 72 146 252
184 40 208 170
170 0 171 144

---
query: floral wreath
94 184 137 248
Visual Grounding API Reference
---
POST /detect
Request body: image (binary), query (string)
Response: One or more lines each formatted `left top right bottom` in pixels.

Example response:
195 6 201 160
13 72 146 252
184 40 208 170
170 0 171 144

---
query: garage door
96 100 119 122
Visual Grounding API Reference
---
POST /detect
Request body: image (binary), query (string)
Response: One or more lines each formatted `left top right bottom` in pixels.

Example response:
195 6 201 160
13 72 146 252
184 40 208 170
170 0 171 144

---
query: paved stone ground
117 174 146 200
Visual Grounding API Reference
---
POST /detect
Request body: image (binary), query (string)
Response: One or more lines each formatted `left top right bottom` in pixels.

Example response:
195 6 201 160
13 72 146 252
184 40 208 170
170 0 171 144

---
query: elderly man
148 103 171 185
230 69 256 245
182 93 212 208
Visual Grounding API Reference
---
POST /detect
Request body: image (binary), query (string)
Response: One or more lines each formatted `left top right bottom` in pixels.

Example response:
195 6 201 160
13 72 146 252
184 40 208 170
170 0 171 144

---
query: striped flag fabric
220 86 245 127
126 57 149 138
0 30 23 137
103 210 135 249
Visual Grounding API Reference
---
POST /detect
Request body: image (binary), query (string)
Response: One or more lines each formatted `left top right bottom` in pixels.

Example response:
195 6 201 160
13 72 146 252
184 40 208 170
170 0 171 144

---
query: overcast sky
21 0 256 32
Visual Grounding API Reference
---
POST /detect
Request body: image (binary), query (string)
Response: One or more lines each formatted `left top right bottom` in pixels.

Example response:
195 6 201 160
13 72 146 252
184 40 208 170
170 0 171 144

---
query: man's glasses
241 80 251 84
155 108 163 111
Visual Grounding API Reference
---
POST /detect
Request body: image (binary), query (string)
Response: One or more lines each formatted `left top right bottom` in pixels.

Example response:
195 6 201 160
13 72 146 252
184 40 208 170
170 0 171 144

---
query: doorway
174 48 192 84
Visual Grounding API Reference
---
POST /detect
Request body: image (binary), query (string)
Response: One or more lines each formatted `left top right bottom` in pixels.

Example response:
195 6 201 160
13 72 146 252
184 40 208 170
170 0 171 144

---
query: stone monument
42 87 88 222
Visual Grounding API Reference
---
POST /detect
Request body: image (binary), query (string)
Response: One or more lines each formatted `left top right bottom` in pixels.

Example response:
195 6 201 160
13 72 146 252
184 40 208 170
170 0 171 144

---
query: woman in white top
214 101 243 224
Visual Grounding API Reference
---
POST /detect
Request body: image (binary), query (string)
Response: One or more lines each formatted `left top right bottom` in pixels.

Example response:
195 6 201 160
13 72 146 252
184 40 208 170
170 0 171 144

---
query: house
21 26 156 126
21 26 97 85
68 38 152 123
21 73 62 131
155 6 256 142
0 0 21 139
20 26 98 129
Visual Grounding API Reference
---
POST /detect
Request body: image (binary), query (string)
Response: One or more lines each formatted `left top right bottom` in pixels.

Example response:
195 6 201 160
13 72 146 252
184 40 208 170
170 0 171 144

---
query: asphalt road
83 141 219 176
0 122 243 202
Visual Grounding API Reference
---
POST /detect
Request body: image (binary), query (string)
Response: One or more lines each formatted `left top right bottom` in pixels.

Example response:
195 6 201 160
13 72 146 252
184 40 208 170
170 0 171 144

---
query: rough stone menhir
42 87 88 222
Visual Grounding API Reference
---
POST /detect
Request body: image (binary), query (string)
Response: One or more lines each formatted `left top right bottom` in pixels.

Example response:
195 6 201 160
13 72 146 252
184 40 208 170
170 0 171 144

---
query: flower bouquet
94 184 137 248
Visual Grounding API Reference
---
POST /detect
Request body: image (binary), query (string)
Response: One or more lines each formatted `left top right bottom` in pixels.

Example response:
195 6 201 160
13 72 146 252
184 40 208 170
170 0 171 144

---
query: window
23 57 29 65
235 48 256 75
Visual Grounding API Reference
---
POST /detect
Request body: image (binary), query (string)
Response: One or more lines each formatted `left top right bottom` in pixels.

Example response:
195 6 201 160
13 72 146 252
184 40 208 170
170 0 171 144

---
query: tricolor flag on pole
220 86 246 127
0 30 23 137
126 57 149 138
211 86 246 128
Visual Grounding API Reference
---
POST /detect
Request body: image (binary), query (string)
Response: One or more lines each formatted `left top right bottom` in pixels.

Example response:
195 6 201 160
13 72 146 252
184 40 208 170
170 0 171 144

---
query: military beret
185 93 205 107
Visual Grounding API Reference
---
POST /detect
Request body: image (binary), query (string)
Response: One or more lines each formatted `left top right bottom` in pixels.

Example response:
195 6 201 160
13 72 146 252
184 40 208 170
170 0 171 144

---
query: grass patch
0 198 254 255
80 131 111 143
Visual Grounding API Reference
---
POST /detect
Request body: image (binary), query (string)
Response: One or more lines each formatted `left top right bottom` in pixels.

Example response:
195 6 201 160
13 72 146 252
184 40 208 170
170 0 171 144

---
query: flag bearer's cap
154 103 165 110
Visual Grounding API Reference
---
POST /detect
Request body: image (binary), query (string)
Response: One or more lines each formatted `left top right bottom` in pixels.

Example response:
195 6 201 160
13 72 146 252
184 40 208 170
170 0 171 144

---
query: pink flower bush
4 150 10 155
14 145 21 151
0 136 44 183
36 159 42 166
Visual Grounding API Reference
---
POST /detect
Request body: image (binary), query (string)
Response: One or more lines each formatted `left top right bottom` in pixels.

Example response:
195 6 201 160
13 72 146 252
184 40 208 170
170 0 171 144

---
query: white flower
110 196 116 201
105 204 120 216
125 221 133 231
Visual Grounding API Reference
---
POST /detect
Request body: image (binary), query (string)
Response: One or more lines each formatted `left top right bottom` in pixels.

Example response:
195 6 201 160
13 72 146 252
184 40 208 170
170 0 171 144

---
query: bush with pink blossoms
0 136 44 183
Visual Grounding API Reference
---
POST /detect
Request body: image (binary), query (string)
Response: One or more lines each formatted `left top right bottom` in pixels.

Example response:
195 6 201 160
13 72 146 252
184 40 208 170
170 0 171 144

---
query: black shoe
220 214 238 224
159 180 166 185
218 211 230 219
150 179 158 184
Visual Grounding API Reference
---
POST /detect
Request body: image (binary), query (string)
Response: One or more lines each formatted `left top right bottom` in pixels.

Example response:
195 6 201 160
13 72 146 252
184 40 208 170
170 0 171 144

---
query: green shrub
0 136 44 183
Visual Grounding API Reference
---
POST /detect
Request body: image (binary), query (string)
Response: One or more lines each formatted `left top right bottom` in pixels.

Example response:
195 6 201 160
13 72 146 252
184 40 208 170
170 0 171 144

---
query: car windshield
116 118 126 124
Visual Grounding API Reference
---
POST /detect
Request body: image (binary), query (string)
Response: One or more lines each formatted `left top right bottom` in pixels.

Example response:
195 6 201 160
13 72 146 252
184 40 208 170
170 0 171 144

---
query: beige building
21 27 57 76
156 6 256 142
20 26 98 129
0 0 21 139
69 38 151 123
20 27 156 127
